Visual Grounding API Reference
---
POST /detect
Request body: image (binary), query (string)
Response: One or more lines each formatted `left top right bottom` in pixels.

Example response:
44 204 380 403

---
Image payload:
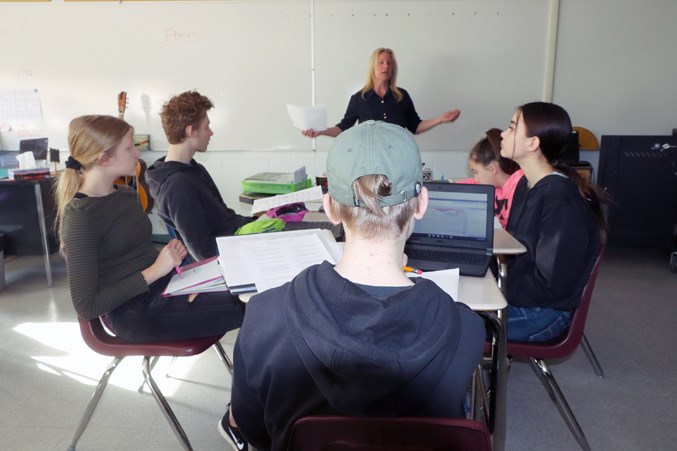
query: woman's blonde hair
361 48 404 102
328 174 418 240
54 115 133 246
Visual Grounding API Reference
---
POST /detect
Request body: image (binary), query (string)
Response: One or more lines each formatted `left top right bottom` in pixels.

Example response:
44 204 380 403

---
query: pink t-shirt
455 169 524 229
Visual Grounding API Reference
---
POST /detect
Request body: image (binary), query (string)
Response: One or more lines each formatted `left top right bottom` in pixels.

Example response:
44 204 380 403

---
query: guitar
115 91 154 213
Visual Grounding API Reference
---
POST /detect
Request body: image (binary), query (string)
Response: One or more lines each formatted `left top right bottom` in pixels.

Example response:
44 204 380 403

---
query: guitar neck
117 91 127 121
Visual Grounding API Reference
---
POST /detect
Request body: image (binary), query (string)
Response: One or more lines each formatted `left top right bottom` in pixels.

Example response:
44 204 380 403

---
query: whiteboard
0 0 550 152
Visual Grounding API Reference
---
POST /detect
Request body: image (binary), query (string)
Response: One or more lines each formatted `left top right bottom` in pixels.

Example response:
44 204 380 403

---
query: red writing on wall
164 28 200 43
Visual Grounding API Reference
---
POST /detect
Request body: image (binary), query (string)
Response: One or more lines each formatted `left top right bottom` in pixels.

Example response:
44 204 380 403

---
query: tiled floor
1 246 676 451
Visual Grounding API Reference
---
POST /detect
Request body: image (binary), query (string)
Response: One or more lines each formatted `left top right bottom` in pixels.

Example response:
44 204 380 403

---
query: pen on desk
403 266 423 275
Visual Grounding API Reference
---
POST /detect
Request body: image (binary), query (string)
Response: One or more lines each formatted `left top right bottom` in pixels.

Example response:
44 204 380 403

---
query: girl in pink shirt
456 128 524 228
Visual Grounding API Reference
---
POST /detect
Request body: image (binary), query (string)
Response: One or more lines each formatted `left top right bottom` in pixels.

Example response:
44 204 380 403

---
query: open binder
162 257 227 297
216 229 342 294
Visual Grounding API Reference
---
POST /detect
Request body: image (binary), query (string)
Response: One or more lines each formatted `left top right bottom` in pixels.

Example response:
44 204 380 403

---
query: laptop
404 182 495 277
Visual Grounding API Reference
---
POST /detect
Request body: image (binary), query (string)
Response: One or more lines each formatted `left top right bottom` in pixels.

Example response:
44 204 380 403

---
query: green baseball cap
327 120 423 207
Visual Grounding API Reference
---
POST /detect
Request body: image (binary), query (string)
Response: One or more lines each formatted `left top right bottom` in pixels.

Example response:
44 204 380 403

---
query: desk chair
506 247 605 451
571 126 600 183
68 317 226 451
162 221 234 376
288 415 492 451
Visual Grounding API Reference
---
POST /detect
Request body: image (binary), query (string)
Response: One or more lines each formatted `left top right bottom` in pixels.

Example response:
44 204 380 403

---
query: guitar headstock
117 91 127 120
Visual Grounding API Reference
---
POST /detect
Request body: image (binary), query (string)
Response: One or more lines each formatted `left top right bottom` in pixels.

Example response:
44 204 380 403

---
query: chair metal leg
470 365 490 425
165 356 179 379
142 356 194 451
138 355 162 392
156 342 230 382
213 341 234 376
581 334 604 377
67 356 124 451
529 358 592 451
478 311 507 451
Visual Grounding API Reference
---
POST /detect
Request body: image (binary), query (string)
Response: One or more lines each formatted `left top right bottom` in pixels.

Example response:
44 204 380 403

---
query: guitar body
114 91 154 213
134 159 153 212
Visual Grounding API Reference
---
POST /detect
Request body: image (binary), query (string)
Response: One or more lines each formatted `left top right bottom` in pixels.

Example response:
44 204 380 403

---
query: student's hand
165 239 188 260
141 239 188 285
158 239 188 270
440 109 461 123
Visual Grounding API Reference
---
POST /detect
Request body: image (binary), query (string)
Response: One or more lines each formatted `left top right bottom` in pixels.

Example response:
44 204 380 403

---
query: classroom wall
554 0 677 139
1 0 675 216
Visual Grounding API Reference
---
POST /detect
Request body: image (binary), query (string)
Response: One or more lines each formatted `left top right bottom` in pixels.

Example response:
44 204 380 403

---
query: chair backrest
572 126 600 150
78 317 221 358
287 415 492 451
507 246 605 360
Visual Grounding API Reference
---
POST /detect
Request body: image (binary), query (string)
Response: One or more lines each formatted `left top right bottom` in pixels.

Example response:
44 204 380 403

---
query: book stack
8 167 51 181
163 257 227 297
240 166 312 204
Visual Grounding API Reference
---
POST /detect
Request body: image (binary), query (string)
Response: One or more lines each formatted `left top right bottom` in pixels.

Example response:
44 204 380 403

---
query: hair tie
65 156 83 171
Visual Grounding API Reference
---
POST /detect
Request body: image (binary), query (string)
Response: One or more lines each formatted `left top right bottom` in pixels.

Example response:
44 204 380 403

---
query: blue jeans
506 306 572 342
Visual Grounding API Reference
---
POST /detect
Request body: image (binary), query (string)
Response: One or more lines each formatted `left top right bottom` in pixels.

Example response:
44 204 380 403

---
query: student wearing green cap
223 121 484 451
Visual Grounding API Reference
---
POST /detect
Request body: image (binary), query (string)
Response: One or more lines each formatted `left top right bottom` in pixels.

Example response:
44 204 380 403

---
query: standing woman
500 102 606 342
302 47 461 138
55 115 245 343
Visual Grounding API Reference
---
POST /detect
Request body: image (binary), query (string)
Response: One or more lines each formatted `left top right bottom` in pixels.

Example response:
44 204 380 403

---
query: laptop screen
408 182 495 249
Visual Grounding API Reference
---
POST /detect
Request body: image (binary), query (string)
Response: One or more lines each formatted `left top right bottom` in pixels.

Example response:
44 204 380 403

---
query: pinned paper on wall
0 89 44 151
0 89 43 124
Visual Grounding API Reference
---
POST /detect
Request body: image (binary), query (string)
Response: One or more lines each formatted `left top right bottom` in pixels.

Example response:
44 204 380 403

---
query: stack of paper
251 185 324 214
216 229 341 294
163 257 227 297
407 268 460 301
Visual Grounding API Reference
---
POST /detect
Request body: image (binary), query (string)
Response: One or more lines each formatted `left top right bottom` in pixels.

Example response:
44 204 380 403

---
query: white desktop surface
493 227 526 255
458 272 507 311
239 214 515 310
240 270 506 311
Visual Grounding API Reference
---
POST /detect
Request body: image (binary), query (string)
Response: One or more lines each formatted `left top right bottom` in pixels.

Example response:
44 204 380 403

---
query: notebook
404 182 495 277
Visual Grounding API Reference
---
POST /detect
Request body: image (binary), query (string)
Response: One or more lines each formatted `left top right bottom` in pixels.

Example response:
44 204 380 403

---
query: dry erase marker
403 266 423 275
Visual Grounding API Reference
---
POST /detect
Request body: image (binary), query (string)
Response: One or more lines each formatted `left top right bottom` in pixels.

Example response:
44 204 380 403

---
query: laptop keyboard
406 247 487 265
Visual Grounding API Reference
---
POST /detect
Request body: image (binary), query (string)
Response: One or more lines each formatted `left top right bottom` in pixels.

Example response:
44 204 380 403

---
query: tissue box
8 167 51 181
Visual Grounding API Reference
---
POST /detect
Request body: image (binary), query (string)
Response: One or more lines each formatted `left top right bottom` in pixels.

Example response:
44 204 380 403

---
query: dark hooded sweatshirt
231 261 485 451
145 157 255 261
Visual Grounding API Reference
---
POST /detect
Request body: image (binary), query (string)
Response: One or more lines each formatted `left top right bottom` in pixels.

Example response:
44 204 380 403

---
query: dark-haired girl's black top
506 173 600 311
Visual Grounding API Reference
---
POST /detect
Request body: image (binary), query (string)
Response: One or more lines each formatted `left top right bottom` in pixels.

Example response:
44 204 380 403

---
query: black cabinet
0 178 58 255
598 135 677 247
